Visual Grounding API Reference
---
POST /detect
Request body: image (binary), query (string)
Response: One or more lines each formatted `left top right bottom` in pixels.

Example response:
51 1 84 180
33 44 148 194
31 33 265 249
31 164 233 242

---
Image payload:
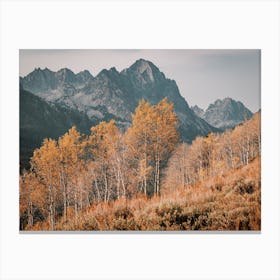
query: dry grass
31 157 261 231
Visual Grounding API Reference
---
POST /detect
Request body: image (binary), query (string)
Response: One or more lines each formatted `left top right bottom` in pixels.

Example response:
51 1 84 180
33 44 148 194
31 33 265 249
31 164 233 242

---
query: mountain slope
191 98 253 129
191 105 204 118
21 59 218 142
20 88 95 169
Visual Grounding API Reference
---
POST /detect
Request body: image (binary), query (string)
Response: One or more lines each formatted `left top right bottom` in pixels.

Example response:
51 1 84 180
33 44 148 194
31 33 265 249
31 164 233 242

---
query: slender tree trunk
80 189 83 211
144 170 147 195
120 171 126 198
86 194 90 207
49 179 54 230
49 174 54 230
60 171 67 222
74 191 78 218
156 156 160 195
116 166 120 199
246 137 250 165
94 177 101 203
144 129 148 195
28 201 33 227
154 153 160 196
229 147 233 169
103 170 108 202
154 159 157 195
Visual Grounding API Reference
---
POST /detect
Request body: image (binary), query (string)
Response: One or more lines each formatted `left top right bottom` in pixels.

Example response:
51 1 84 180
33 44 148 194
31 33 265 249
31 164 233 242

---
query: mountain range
20 58 253 169
20 59 218 135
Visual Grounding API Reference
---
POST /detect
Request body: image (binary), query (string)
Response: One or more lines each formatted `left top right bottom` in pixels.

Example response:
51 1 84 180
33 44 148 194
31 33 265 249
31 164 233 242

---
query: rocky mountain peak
34 67 42 72
21 67 56 93
133 59 154 73
57 67 74 74
109 67 118 73
192 97 253 130
31 67 53 77
97 68 121 83
55 68 76 83
76 70 94 84
213 99 222 106
125 58 166 84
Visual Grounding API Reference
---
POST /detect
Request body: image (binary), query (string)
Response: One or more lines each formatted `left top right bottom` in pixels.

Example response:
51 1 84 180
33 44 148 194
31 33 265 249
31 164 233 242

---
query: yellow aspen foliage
126 98 179 195
19 170 47 229
57 126 84 220
88 120 119 201
30 138 59 230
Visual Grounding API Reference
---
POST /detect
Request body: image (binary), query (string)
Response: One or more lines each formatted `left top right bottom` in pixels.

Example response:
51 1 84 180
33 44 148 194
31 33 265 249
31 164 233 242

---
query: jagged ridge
21 59 218 142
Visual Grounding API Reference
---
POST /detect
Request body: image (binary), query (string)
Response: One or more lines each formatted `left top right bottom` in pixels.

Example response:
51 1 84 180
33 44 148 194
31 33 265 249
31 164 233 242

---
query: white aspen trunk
86 194 90 207
103 170 108 202
246 137 250 165
28 201 33 227
154 119 160 196
154 152 160 196
239 151 243 166
48 170 54 231
229 147 233 169
80 189 83 211
94 177 101 203
60 171 67 222
116 165 120 199
144 128 147 195
120 171 126 198
74 191 78 218
157 155 160 195
144 169 147 196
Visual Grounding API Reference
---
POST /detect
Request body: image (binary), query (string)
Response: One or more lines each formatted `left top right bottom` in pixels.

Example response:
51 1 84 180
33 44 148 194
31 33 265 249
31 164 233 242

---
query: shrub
234 178 255 195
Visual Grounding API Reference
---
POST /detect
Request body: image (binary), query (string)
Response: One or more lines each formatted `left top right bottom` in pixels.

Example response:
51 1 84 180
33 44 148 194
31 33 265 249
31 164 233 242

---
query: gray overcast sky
19 49 260 112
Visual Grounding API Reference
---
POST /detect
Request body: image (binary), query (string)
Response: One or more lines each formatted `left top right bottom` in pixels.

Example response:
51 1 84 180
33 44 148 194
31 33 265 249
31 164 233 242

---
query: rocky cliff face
191 98 253 130
191 105 204 119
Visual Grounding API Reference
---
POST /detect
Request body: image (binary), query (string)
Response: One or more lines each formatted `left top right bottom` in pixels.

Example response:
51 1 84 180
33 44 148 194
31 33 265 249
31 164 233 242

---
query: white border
0 1 279 280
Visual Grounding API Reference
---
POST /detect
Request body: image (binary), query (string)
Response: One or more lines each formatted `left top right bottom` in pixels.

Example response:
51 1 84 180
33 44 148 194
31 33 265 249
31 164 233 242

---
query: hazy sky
19 49 260 112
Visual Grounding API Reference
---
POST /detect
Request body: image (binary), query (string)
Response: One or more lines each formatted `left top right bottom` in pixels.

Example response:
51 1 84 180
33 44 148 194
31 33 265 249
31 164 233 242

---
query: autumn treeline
20 98 179 230
20 98 261 230
163 111 261 193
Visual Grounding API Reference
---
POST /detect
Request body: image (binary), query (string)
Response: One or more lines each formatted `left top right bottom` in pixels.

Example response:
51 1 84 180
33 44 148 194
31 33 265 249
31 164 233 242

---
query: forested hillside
20 88 95 169
19 98 261 231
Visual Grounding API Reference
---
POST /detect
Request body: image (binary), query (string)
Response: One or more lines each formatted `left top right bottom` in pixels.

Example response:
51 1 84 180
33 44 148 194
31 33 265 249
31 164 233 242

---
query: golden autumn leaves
127 98 179 195
20 98 179 230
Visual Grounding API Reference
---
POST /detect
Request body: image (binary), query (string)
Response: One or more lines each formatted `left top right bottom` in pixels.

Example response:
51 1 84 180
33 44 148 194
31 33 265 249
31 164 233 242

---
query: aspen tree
58 126 83 220
89 120 118 201
151 98 179 195
31 138 59 230
127 98 179 196
126 100 154 195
